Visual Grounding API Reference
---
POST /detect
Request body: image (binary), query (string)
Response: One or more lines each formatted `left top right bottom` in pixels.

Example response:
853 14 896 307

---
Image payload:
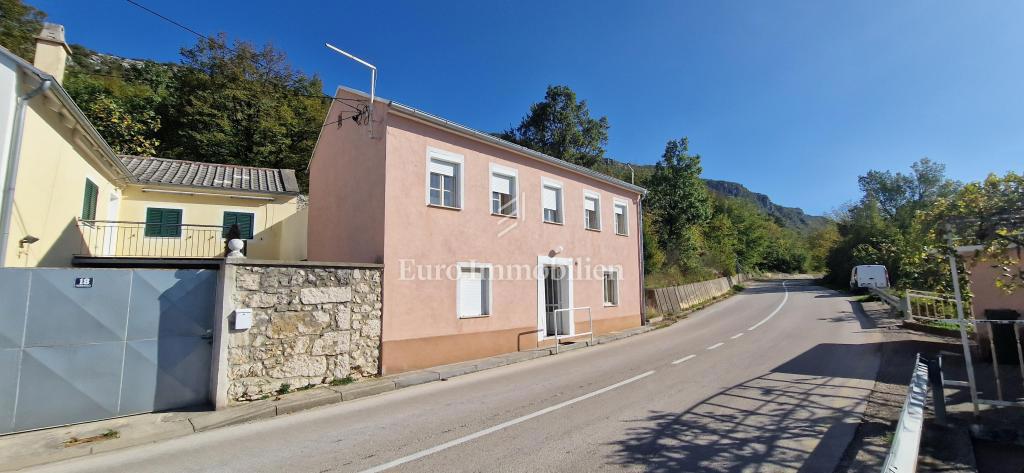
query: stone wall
224 262 383 402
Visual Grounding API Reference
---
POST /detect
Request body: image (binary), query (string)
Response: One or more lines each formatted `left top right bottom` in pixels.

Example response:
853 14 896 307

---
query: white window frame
489 163 518 217
540 177 564 225
583 190 602 231
603 269 619 306
424 147 464 209
613 199 630 236
456 262 493 319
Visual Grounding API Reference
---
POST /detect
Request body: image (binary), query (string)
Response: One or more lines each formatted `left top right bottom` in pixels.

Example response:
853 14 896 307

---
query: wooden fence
646 274 751 315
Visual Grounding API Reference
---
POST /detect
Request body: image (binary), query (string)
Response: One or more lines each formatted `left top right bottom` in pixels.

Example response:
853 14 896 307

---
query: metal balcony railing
77 220 230 258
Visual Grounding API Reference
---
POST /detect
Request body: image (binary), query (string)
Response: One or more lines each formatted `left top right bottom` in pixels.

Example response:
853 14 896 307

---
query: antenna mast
325 43 377 137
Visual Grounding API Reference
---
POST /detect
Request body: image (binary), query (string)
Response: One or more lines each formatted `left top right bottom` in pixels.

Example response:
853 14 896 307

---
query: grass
329 376 355 386
854 294 880 303
63 429 119 447
732 284 746 292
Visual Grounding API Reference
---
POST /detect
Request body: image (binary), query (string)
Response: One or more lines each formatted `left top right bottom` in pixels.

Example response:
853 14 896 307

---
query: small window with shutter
491 172 516 216
144 208 182 238
425 148 464 209
542 182 563 224
614 202 629 235
584 192 601 231
457 263 491 318
81 179 98 221
222 212 255 239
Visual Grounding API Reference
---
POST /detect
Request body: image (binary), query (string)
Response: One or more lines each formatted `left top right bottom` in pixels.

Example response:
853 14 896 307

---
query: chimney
33 23 72 84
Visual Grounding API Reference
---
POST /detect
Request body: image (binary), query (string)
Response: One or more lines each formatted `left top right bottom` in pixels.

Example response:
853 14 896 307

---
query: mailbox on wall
233 308 253 330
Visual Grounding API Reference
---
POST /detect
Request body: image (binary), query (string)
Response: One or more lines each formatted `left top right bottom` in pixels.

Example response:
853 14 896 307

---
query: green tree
806 222 840 271
0 0 45 62
645 137 713 272
499 85 609 168
857 157 958 229
642 212 666 274
157 34 328 187
64 61 172 156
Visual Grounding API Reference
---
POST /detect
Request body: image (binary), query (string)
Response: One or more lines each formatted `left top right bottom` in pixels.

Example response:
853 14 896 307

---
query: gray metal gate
0 268 216 434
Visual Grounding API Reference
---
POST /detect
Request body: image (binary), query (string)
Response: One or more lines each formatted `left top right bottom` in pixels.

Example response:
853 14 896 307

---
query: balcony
76 220 234 259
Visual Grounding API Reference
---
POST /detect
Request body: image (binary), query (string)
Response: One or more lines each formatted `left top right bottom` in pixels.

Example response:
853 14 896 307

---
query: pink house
308 86 647 374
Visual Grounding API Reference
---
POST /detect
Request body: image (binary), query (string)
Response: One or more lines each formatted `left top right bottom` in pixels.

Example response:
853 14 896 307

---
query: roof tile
119 156 300 194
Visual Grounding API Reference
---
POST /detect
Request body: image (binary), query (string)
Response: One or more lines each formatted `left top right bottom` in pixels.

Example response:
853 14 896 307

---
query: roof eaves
128 180 300 197
0 47 136 184
333 85 647 196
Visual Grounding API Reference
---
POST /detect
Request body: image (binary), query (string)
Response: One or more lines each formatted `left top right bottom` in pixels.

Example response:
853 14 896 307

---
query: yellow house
0 24 306 267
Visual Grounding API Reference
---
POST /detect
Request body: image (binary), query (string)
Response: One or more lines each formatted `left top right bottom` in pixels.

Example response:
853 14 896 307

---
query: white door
102 192 120 256
537 256 574 340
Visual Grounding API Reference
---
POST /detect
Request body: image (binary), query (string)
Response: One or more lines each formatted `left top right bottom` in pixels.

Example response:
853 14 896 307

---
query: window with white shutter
457 264 491 318
491 172 516 216
542 183 563 224
614 202 629 235
425 148 464 209
584 193 601 231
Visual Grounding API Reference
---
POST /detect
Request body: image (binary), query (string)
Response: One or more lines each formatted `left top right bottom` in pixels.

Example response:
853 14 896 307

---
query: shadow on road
605 338 969 472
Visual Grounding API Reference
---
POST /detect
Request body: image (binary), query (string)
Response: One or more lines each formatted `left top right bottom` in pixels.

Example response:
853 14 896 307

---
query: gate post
209 260 237 410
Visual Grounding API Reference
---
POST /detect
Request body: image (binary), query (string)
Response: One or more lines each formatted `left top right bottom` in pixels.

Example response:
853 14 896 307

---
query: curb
1 323 662 471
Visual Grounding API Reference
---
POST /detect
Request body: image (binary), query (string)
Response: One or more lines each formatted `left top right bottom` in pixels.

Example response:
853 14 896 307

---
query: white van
850 265 890 290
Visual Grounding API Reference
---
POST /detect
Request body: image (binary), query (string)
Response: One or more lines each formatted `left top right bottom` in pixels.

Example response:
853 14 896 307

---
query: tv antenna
325 43 377 137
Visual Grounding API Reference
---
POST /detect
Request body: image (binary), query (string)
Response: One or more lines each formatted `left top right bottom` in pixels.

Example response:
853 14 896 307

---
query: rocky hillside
702 179 829 232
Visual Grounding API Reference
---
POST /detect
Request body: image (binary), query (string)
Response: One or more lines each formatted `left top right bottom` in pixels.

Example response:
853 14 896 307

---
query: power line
71 70 365 108
125 0 207 40
113 1 372 142
119 1 367 112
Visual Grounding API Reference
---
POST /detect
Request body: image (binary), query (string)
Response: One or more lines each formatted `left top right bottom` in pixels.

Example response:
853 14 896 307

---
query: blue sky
33 1 1024 214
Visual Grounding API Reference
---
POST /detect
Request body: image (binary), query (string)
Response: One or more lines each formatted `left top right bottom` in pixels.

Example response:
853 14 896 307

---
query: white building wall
0 56 20 223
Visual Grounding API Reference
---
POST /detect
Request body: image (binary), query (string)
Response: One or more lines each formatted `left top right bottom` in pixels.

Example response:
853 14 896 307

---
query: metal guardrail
77 219 232 258
869 287 1024 413
869 287 904 312
882 354 930 473
552 307 594 354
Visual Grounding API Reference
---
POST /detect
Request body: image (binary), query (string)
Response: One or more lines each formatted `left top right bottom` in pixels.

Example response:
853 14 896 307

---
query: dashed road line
358 370 657 473
672 354 697 365
748 280 790 331
706 342 724 350
731 333 744 340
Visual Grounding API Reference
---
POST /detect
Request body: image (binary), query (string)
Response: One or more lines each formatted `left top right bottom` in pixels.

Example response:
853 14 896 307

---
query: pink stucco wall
963 249 1024 318
307 90 386 264
308 92 645 374
380 111 643 373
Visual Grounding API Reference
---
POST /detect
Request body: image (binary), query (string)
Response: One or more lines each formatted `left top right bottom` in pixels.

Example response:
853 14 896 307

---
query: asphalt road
29 280 882 473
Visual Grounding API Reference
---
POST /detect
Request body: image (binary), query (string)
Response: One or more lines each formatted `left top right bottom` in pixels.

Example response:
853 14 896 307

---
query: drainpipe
0 78 52 267
637 194 647 325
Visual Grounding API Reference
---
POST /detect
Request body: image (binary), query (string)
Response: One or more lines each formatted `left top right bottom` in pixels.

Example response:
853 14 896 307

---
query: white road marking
359 370 657 473
731 333 744 340
706 342 724 350
748 280 789 331
672 354 697 365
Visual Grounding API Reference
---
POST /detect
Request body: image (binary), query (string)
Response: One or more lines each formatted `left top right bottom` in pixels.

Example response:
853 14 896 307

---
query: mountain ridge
701 179 829 232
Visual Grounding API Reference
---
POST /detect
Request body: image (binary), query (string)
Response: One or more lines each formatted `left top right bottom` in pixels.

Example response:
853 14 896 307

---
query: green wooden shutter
161 209 182 237
144 208 162 237
144 208 182 237
81 179 98 220
222 212 254 239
